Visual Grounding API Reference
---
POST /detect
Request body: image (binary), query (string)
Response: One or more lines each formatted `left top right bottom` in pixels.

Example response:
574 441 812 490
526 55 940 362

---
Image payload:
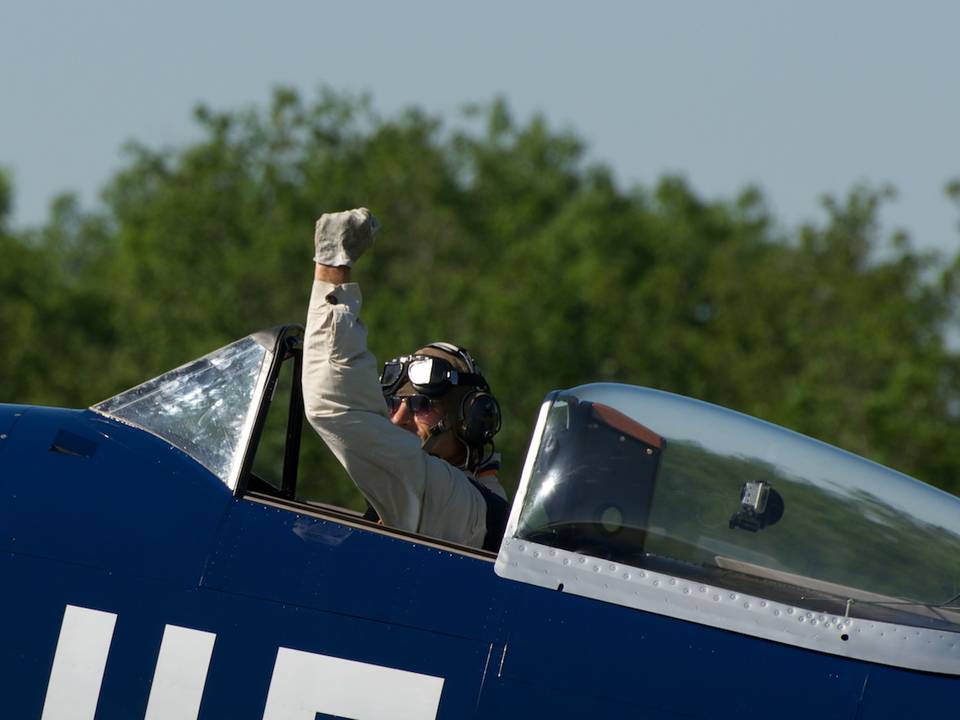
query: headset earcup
459 391 502 447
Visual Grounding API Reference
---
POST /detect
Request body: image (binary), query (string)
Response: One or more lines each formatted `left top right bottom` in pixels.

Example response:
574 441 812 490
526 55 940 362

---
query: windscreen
93 336 270 485
516 384 960 631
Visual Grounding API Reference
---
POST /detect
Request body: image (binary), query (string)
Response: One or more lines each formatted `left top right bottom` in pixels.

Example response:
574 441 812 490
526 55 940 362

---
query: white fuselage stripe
41 605 118 720
144 624 217 720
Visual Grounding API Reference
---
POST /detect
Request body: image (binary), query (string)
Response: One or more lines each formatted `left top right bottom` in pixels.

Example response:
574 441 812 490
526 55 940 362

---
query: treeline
2 87 960 500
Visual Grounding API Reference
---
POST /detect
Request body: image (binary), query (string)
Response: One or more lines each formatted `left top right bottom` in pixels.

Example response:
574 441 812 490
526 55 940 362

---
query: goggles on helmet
380 355 487 397
385 394 435 416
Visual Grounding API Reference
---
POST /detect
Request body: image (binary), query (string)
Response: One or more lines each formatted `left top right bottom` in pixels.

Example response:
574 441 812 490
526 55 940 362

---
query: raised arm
301 210 489 547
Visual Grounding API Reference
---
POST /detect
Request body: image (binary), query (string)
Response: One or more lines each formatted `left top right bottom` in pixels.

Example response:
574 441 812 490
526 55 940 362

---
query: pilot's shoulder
473 453 507 501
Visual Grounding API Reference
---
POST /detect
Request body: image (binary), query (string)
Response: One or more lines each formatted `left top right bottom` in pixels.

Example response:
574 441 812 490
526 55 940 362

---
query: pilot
302 208 508 551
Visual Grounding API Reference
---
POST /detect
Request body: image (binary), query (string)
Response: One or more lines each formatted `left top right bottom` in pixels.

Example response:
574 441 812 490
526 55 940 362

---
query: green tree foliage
2 89 960 505
0 172 117 406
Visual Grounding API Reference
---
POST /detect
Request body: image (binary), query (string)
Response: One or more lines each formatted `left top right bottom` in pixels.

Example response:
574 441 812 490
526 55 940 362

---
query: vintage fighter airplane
1 325 958 719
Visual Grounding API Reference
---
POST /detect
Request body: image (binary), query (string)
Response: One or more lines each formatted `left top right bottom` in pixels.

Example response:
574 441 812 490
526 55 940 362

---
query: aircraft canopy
514 384 960 631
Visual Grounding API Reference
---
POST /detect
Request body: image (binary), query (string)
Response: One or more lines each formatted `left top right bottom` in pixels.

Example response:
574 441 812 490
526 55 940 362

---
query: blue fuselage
0 405 955 718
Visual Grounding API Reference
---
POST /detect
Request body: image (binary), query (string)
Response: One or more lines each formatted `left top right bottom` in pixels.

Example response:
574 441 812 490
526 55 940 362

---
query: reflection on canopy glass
93 337 269 484
517 384 960 632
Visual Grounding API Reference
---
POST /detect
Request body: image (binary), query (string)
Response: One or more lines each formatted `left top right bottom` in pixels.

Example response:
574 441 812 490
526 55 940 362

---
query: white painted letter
262 648 444 720
41 604 117 720
144 624 217 720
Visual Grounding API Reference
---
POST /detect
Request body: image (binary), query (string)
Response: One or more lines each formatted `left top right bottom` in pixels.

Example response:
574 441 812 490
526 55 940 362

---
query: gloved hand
313 208 380 267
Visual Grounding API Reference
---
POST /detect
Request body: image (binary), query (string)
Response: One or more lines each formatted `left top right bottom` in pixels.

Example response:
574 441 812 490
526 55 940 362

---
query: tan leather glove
313 208 380 267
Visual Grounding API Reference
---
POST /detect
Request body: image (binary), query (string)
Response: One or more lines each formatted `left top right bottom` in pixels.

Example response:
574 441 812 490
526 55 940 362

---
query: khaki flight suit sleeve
302 279 489 548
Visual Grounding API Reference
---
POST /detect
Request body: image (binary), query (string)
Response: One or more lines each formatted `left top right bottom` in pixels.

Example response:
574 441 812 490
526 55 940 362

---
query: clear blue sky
3 1 959 255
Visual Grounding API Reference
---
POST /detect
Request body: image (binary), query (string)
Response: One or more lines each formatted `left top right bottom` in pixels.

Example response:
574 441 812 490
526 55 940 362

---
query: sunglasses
386 394 436 416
